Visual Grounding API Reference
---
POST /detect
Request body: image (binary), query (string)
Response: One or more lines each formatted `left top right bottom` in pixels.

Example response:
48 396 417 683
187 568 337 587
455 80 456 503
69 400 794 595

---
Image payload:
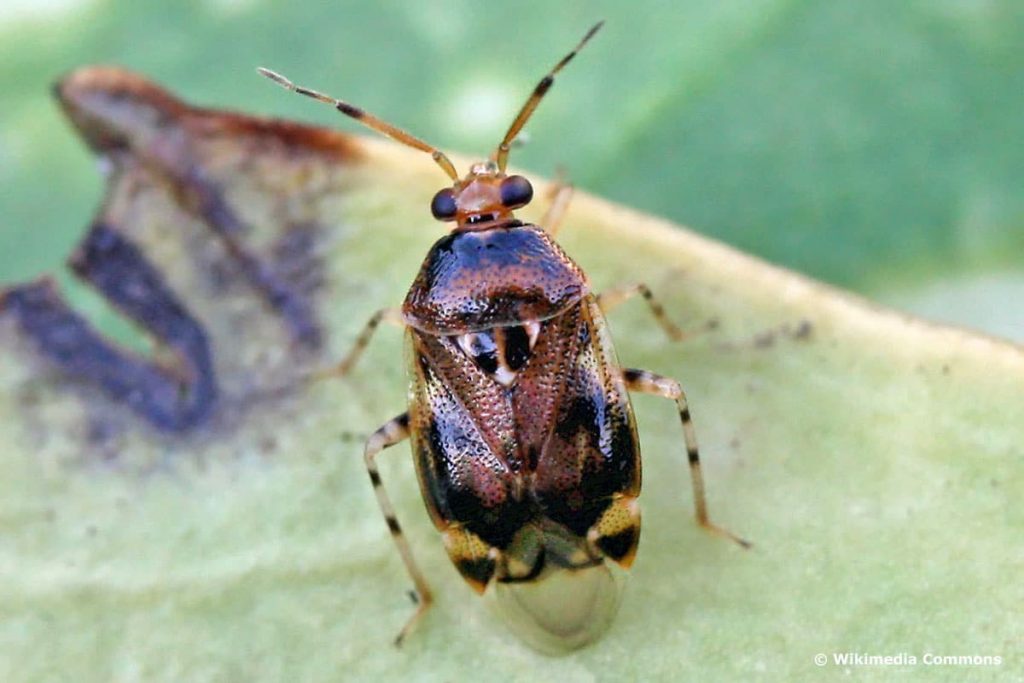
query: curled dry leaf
0 68 1020 681
2 67 361 433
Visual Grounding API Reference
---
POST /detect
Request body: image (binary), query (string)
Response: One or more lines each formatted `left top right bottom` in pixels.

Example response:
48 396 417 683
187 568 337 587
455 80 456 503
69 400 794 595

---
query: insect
260 21 748 653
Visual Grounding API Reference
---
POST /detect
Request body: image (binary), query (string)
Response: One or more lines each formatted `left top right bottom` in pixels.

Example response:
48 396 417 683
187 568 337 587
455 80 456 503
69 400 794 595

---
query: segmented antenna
257 67 459 181
494 21 604 172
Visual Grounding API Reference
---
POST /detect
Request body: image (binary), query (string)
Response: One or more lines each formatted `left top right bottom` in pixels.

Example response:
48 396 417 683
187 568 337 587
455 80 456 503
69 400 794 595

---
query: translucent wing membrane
490 562 627 655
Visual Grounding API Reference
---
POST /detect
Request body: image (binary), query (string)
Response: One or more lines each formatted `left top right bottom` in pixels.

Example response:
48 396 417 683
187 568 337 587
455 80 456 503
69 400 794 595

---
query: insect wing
406 329 530 549
528 296 641 541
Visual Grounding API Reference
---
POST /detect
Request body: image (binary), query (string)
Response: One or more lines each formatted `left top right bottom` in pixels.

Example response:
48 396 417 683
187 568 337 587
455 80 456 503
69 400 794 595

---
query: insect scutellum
258 21 603 231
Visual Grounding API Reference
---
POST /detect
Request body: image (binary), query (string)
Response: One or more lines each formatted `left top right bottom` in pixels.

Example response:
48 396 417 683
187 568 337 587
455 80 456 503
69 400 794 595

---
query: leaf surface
0 68 1020 683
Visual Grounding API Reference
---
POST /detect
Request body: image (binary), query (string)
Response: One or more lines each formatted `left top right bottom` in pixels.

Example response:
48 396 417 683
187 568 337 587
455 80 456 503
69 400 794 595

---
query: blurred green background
1 0 1021 341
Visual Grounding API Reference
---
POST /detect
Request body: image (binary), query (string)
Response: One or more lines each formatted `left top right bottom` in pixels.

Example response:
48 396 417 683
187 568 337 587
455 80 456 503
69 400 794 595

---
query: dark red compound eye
499 175 533 209
431 188 458 221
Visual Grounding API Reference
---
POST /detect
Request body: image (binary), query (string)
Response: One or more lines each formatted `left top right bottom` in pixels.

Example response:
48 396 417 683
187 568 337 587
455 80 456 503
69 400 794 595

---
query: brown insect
260 21 748 654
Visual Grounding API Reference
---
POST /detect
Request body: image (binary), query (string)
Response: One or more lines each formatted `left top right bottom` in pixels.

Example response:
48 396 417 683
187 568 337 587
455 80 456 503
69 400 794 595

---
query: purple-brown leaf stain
0 67 365 432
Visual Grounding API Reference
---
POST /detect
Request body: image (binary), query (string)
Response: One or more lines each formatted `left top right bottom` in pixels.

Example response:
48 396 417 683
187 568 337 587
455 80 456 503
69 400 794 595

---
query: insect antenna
494 20 604 173
257 67 459 181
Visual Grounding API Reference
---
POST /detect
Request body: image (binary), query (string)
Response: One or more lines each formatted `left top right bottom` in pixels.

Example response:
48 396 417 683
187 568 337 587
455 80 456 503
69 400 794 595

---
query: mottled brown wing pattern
407 328 532 549
508 301 584 471
407 293 641 558
530 296 641 537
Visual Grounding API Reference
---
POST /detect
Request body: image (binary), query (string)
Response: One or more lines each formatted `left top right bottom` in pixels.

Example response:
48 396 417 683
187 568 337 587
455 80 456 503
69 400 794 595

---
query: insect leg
312 307 403 381
540 180 574 237
597 283 686 341
622 368 750 549
364 412 434 646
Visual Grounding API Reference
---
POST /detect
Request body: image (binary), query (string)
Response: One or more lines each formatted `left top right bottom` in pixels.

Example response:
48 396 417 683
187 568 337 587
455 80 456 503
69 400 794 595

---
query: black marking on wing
533 300 640 537
596 526 639 563
456 555 497 588
503 325 531 371
461 332 499 375
418 374 531 549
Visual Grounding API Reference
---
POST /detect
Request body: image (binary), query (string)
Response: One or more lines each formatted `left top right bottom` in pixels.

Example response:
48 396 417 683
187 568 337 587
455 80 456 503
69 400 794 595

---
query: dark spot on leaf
754 331 776 348
793 319 813 340
1 225 217 432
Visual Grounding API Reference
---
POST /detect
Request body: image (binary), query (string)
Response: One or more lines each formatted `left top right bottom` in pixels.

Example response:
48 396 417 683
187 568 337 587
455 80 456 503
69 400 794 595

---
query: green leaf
0 68 1020 681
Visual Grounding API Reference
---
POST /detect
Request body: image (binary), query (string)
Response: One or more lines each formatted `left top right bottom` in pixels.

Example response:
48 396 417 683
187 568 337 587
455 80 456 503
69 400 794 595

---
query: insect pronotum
260 20 748 654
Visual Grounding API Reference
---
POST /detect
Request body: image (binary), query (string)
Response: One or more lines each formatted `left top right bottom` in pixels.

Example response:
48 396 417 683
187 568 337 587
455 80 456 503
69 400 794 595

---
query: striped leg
364 413 434 645
541 181 574 237
597 283 686 341
623 369 750 549
313 307 403 381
